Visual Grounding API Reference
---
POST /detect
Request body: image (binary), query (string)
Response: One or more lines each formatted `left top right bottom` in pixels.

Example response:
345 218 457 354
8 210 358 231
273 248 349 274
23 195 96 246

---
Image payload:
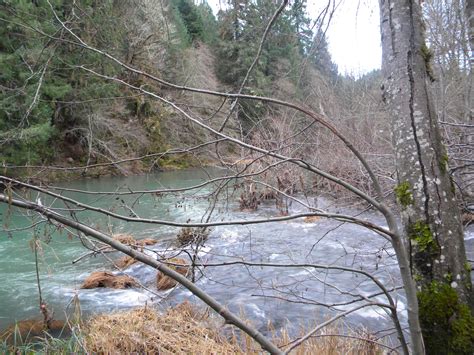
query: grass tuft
80 271 139 289
1 303 389 354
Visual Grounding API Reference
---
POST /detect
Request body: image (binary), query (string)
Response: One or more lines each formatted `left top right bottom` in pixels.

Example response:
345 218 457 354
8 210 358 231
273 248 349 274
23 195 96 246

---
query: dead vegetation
276 326 383 355
0 319 68 345
82 303 241 354
303 216 321 223
109 235 157 269
1 303 387 354
80 271 139 289
112 234 157 248
115 255 139 269
239 182 261 211
176 227 209 246
83 307 388 354
461 211 473 227
156 257 189 290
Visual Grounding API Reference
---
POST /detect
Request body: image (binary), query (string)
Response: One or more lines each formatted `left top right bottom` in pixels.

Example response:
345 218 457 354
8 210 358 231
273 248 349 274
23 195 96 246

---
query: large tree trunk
379 0 474 353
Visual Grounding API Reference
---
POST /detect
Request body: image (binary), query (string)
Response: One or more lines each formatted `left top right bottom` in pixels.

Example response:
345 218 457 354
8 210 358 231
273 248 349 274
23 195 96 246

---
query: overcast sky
206 0 381 75
312 0 381 75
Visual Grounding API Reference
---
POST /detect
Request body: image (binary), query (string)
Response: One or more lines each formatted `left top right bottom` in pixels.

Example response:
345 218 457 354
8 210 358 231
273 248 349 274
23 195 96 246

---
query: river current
1 168 473 347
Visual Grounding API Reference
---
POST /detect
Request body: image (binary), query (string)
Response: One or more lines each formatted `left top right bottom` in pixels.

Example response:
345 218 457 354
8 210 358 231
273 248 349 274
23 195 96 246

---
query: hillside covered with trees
0 1 363 175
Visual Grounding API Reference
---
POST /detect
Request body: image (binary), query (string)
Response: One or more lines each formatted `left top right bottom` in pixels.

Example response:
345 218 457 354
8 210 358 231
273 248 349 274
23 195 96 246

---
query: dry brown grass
176 227 209 246
113 233 136 245
83 304 242 354
303 216 321 223
112 234 158 247
275 327 382 355
1 304 388 354
461 212 473 226
137 238 159 246
156 258 189 290
0 319 68 345
81 271 139 289
79 304 386 355
115 255 139 269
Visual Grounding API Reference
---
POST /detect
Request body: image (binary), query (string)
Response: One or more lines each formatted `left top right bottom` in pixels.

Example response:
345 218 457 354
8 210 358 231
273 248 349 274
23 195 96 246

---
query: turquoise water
0 168 227 330
2 169 472 345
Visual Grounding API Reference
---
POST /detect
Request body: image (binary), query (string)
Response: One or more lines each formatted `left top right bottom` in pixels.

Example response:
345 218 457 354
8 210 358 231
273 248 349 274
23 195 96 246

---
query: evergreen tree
196 1 218 44
214 0 338 127
0 0 121 165
290 0 312 55
311 29 338 79
176 0 205 42
173 0 217 44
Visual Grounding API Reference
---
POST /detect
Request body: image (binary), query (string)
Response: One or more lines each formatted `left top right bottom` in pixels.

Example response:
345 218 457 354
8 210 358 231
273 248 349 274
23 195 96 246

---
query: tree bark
379 0 474 353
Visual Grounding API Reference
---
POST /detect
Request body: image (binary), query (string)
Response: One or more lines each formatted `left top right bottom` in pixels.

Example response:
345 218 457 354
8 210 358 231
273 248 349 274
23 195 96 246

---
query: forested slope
0 0 471 211
0 1 347 177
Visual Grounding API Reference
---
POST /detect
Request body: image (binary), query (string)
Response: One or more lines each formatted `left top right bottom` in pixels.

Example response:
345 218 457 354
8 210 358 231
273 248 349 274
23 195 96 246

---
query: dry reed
303 216 321 223
113 234 158 247
82 305 387 354
81 271 138 289
156 258 188 290
83 304 242 354
176 227 209 246
115 255 139 269
0 319 68 345
274 327 383 355
1 303 389 354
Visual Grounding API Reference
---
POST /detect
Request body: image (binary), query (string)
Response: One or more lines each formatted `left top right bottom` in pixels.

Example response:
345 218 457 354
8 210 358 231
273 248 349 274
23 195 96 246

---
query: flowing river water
1 168 473 347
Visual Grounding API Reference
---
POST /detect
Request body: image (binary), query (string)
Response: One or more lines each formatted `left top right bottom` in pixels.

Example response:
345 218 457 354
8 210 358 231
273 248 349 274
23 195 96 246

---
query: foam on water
3 170 471 345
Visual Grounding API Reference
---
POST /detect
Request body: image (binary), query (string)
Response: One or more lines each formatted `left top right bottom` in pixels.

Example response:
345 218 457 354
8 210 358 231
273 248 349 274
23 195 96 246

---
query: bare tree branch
0 192 283 355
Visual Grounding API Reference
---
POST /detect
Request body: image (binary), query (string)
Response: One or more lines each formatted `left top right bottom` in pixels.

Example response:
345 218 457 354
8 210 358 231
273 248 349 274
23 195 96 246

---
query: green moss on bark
450 175 456 194
464 262 472 274
440 153 449 174
420 43 435 82
418 281 474 354
409 221 436 252
394 181 413 207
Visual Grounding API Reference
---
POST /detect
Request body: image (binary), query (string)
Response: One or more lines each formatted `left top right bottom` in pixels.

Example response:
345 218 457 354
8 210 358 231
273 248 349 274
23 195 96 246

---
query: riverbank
1 169 472 353
1 301 386 354
2 152 210 184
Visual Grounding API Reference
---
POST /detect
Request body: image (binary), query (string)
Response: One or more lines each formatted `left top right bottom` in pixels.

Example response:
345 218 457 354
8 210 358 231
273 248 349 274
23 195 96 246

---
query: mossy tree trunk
379 0 473 353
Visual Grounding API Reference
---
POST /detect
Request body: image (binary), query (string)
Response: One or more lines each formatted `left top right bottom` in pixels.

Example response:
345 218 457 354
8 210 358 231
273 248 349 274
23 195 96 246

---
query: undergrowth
1 303 388 354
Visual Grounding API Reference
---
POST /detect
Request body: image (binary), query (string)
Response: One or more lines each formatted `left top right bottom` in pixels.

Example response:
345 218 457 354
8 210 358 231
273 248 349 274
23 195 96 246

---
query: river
1 168 473 347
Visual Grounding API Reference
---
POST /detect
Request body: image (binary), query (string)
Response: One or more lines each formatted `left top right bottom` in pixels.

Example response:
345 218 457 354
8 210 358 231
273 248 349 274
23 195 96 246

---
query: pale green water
3 169 471 343
0 168 227 330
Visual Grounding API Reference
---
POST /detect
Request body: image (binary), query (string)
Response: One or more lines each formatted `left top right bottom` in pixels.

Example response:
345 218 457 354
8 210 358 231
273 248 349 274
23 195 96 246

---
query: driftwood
81 271 138 289
157 258 189 290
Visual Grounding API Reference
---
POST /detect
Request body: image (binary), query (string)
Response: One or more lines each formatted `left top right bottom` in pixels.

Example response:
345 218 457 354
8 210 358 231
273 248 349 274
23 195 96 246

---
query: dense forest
1 1 470 201
0 1 360 173
0 1 473 354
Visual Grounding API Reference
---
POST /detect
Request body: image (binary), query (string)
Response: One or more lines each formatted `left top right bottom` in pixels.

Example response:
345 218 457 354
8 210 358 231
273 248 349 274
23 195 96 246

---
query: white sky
206 0 381 76
313 0 381 75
